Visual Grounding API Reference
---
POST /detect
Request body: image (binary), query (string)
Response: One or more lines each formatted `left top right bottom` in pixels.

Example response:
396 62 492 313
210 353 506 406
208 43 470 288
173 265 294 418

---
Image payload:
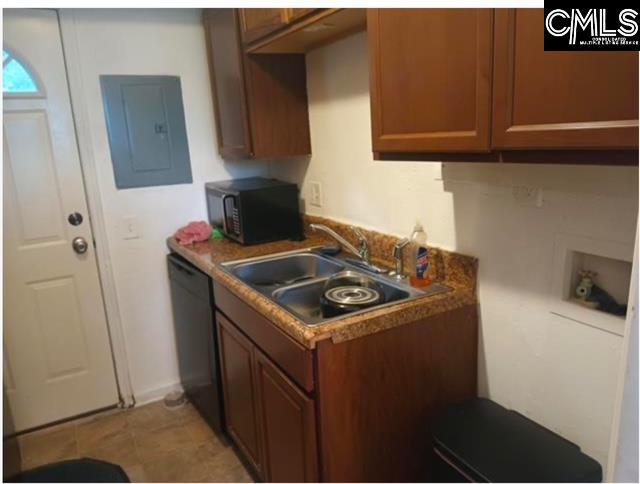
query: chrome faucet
310 224 387 274
309 223 368 262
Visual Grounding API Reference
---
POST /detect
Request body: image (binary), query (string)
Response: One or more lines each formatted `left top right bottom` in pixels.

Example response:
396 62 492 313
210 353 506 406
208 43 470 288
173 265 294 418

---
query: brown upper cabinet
288 8 316 22
369 8 639 158
239 9 290 44
492 9 639 150
240 8 366 54
368 9 494 154
239 8 320 44
203 9 311 160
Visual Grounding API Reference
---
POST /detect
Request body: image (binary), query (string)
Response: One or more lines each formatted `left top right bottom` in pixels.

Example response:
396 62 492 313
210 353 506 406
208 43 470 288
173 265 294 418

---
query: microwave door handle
221 194 232 235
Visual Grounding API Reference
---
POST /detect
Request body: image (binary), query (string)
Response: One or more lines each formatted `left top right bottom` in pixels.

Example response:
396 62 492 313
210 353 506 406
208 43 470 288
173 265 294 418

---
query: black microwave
205 177 303 245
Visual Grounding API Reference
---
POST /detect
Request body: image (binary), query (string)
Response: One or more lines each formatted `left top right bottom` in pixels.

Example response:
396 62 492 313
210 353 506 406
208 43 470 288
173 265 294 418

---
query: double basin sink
221 248 450 326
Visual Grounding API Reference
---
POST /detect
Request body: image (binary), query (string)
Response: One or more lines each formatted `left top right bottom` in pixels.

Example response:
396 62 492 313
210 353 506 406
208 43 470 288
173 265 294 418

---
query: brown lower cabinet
214 281 478 482
216 312 264 475
216 311 317 482
254 349 319 482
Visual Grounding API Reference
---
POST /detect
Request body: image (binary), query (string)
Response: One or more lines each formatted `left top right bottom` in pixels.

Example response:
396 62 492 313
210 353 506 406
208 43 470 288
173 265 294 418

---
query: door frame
606 220 639 481
56 9 135 407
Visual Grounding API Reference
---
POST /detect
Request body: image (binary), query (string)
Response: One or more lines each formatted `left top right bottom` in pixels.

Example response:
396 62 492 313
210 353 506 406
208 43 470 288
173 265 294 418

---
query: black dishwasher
167 253 224 436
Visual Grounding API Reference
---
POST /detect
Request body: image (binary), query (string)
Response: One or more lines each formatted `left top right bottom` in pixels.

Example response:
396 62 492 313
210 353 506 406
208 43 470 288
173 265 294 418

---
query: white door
3 9 119 432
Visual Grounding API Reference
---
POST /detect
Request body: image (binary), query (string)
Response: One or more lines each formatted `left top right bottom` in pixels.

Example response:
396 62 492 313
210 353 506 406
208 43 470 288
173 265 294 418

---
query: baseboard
134 381 184 407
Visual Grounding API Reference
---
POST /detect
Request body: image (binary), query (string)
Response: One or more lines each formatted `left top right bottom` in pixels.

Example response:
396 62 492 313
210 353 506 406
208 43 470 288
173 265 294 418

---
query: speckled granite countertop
167 215 478 349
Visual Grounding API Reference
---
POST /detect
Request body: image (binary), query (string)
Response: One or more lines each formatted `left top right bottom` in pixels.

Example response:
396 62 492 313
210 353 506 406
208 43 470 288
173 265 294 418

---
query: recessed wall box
551 233 633 335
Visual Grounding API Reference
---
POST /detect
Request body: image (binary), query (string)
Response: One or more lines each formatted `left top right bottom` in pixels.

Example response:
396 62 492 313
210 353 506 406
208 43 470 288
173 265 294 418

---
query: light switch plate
122 216 140 239
310 181 323 207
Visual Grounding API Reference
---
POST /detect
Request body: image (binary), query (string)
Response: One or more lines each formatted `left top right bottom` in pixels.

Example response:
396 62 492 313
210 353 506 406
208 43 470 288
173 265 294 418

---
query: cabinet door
288 8 316 22
255 349 318 482
368 9 493 153
492 9 639 150
203 10 252 159
240 9 289 44
216 312 263 476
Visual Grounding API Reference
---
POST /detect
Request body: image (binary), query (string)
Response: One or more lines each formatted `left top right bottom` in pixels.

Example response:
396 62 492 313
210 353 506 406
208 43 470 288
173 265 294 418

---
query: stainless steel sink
273 272 412 325
230 253 345 294
221 248 451 326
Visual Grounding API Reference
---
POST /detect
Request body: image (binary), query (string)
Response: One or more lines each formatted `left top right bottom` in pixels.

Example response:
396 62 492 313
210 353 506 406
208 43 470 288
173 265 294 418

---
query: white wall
70 9 267 402
269 32 638 472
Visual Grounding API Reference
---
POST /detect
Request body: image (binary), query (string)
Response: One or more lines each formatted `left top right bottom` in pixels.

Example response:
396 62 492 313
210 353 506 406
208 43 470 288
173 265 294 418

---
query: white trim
134 381 184 407
57 9 135 407
606 221 639 481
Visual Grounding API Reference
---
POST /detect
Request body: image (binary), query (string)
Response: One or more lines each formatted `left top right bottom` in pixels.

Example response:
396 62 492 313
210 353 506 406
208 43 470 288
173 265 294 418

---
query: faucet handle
350 226 369 261
350 226 366 241
350 226 368 249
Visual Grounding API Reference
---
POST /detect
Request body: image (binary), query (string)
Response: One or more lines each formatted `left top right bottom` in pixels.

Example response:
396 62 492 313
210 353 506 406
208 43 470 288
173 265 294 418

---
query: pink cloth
175 221 213 246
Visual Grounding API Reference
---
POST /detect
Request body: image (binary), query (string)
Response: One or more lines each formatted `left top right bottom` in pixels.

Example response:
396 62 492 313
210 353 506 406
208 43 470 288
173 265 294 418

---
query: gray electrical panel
100 75 192 189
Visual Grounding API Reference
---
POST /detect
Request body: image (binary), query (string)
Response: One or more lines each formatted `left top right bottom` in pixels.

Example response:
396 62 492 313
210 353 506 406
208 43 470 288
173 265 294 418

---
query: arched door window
3 49 42 95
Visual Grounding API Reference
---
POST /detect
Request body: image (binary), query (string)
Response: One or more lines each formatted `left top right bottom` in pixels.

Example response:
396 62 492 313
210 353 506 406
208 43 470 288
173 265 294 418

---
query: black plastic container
432 398 602 482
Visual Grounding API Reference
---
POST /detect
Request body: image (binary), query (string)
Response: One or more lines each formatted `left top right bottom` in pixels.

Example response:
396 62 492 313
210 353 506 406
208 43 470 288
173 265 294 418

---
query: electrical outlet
310 181 323 208
512 185 544 208
122 216 140 239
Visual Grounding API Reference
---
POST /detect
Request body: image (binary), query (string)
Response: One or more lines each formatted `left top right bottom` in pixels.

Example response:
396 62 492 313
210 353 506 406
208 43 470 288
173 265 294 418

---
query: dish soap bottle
410 222 431 287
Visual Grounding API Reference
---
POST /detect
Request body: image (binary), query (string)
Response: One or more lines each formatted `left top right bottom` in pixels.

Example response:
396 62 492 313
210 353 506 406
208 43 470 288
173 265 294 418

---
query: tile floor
14 400 253 482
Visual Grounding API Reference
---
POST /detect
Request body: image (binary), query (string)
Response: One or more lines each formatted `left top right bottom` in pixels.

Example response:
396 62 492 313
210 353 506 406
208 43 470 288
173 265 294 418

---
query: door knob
72 236 89 254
